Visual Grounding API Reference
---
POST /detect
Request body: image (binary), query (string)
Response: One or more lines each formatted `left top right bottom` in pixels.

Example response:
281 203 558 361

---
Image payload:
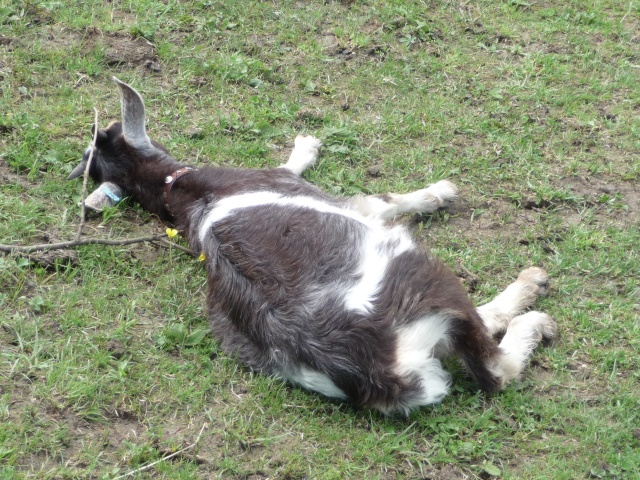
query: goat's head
69 78 178 217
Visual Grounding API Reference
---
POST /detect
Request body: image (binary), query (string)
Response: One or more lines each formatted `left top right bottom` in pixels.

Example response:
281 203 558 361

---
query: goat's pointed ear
68 127 108 180
90 125 108 144
113 77 152 150
67 159 88 180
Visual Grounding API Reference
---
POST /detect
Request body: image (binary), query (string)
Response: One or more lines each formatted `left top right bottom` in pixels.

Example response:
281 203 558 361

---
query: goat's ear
113 77 152 150
67 159 88 180
90 125 109 144
67 128 108 180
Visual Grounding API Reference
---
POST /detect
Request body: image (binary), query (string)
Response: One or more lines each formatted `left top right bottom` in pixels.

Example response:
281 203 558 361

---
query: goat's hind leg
279 135 322 176
476 268 557 387
349 180 458 220
477 267 550 336
490 310 556 386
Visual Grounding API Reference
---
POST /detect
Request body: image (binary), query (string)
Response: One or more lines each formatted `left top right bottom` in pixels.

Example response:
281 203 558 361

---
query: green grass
1 0 639 478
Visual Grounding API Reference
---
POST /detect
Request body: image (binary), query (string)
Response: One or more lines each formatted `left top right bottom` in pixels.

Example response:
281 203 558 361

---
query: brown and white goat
69 78 556 414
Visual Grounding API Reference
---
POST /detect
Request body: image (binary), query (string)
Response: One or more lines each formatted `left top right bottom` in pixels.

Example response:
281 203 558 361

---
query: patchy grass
1 0 639 478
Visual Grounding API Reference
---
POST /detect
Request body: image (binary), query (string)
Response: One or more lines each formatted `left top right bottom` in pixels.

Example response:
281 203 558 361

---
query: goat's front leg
348 180 458 220
279 135 322 176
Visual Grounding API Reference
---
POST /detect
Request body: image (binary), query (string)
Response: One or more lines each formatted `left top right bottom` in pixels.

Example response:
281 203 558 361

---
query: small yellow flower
166 228 178 239
198 252 206 262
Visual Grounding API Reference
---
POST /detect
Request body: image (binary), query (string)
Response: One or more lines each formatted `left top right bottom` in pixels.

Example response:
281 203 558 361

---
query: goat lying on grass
69 78 556 414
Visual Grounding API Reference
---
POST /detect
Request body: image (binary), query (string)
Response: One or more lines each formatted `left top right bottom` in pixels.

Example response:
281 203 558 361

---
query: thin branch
0 235 195 255
76 107 100 240
154 237 196 255
113 423 208 480
621 2 633 23
154 447 209 465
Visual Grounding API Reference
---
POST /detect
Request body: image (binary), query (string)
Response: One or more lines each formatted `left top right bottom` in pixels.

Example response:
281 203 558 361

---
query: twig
621 2 633 23
73 73 89 88
154 237 196 255
0 235 195 255
76 107 100 241
154 447 209 465
113 423 208 480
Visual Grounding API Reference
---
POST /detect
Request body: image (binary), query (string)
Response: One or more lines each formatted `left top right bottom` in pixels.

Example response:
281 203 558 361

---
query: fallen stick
113 423 208 479
0 235 195 256
76 107 100 240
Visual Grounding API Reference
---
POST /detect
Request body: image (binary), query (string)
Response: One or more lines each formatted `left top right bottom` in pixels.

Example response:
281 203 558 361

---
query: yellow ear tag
166 228 178 239
198 252 206 262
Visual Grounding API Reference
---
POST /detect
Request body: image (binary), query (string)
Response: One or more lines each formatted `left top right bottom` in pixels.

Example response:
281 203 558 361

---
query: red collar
164 167 198 208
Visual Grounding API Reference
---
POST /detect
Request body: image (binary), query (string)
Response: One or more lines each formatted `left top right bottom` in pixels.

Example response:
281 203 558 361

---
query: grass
1 0 639 478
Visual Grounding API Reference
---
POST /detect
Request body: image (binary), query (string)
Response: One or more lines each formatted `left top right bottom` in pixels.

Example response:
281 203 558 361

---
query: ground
1 1 639 479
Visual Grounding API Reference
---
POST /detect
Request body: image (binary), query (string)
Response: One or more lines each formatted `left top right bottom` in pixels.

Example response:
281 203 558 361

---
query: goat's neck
162 169 203 225
127 161 196 223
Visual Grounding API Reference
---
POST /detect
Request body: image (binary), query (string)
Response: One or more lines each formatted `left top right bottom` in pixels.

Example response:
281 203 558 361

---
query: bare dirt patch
2 376 144 476
434 195 545 245
0 157 36 189
557 175 640 226
25 25 163 75
85 29 162 74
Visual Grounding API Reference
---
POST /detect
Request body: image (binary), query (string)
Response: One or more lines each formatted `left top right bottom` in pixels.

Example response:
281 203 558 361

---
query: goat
68 77 556 414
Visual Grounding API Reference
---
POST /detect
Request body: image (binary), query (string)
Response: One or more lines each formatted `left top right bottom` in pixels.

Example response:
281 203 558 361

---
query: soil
30 25 163 77
97 33 162 73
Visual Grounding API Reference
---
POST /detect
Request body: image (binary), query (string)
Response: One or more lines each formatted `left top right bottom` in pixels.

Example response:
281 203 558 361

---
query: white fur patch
198 191 283 242
349 195 400 219
391 314 452 410
490 311 557 386
286 368 347 399
280 135 322 175
198 191 389 243
348 180 459 220
477 267 550 336
343 226 414 313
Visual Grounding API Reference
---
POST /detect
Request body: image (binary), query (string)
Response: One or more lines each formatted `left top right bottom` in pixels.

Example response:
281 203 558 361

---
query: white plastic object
81 182 123 212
